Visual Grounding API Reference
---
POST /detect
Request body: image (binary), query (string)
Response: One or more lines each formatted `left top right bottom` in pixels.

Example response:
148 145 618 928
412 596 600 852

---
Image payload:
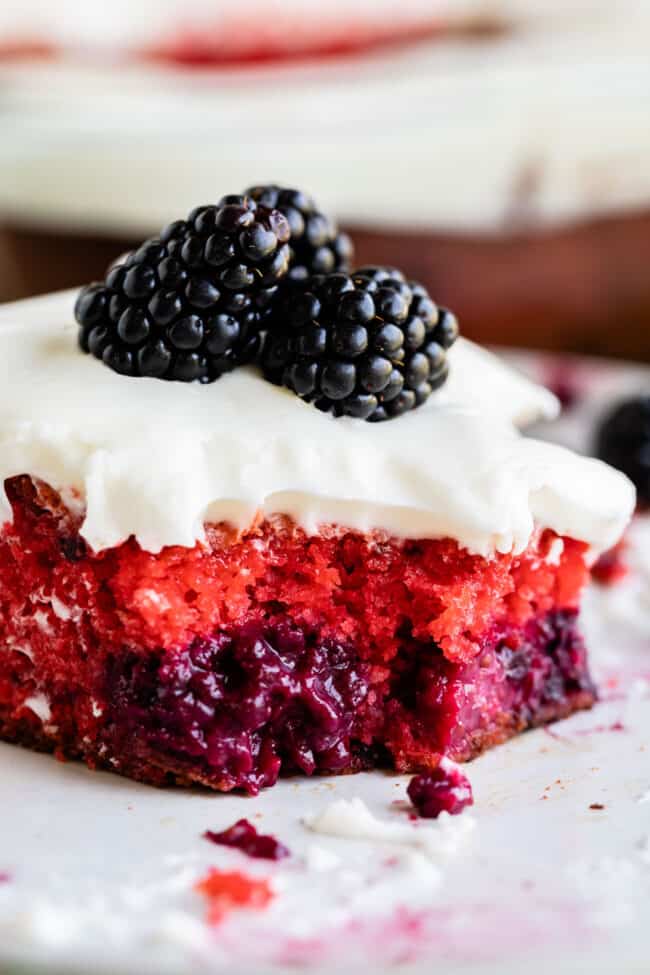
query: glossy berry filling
107 623 371 792
204 819 289 860
407 766 473 818
0 475 595 793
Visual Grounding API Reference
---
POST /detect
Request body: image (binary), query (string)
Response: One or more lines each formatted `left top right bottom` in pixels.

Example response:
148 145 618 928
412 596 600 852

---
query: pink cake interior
0 475 595 793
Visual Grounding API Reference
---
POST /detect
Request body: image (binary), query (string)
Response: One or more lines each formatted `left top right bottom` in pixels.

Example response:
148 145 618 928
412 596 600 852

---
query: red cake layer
0 475 595 793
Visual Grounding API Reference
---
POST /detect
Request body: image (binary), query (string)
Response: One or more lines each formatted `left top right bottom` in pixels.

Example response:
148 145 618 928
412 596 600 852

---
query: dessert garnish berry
245 184 353 282
407 765 473 819
261 266 459 420
204 818 290 860
596 395 650 505
75 195 291 382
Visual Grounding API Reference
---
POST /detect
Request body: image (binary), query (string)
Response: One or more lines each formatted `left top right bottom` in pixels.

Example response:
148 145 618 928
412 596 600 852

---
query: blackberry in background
261 266 459 421
245 184 353 283
596 395 650 505
75 195 291 382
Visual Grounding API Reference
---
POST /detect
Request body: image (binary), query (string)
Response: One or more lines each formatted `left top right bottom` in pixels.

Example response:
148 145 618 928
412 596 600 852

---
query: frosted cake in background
1 0 649 356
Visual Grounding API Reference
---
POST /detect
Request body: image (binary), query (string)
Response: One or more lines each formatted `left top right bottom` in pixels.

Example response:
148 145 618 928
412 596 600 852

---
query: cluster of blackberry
76 185 459 420
262 267 457 420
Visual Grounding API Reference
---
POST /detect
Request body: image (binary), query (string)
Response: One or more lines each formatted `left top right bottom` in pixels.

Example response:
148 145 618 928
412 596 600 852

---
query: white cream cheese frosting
0 290 634 556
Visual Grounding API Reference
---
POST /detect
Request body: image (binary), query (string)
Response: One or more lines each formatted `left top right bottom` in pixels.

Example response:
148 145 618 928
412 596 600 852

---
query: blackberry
245 184 353 283
261 266 459 421
596 395 650 505
75 196 291 382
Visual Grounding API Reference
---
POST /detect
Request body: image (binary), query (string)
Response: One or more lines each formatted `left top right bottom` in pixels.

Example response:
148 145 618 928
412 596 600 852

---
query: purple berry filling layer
99 611 594 794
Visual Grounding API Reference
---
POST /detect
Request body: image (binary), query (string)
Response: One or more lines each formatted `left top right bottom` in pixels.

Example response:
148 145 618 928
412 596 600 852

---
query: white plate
1 351 649 975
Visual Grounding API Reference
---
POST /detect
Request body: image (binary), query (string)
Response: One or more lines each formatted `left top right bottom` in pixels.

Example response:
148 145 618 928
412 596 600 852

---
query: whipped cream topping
0 290 634 556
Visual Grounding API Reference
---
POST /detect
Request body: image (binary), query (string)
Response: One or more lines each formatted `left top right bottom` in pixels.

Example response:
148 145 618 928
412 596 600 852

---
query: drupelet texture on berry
245 184 353 283
261 266 459 421
75 195 291 382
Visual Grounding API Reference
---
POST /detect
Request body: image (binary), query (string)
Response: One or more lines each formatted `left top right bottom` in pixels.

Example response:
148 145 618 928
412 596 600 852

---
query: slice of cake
0 197 635 793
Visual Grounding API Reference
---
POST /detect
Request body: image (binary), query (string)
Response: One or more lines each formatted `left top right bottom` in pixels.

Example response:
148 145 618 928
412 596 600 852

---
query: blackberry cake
0 208 634 792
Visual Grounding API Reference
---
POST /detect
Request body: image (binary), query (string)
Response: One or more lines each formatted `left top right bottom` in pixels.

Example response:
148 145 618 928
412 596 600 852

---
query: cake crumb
204 819 289 861
194 868 274 926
